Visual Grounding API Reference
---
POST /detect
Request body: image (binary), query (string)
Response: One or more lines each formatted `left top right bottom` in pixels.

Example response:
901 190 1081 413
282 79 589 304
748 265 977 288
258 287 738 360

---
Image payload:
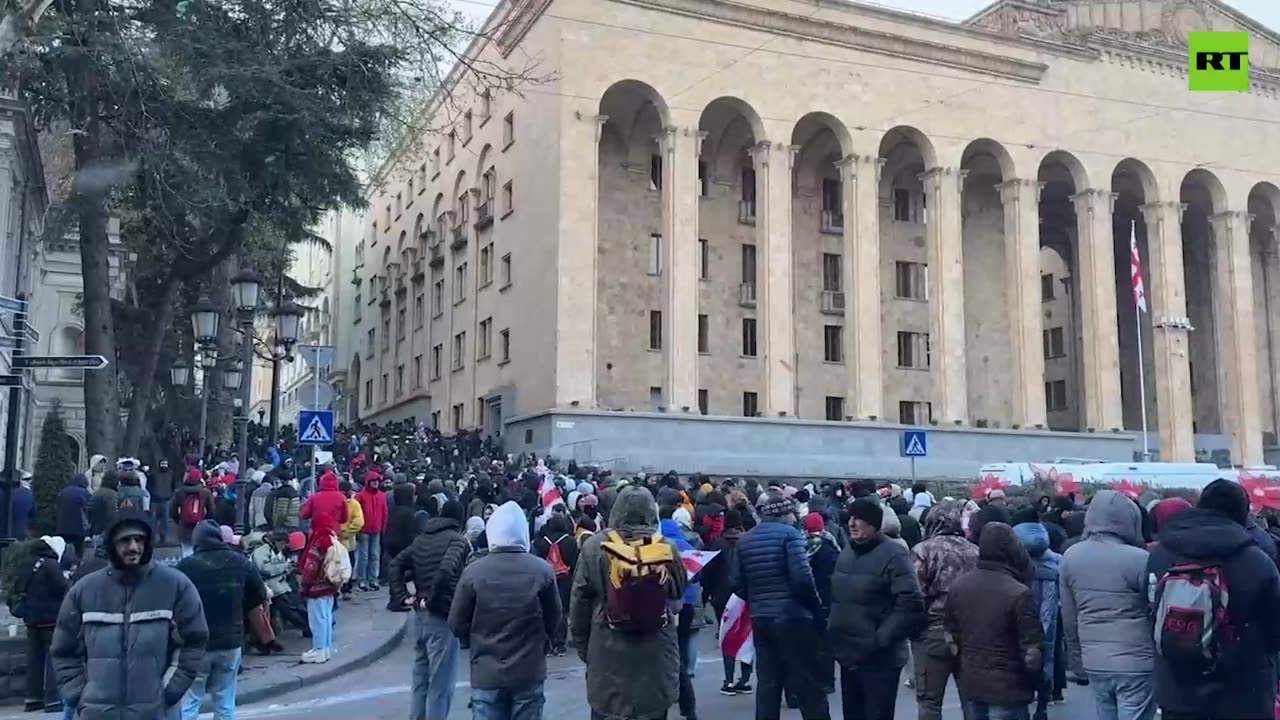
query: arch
960 138 1015 181
791 111 853 157
1181 168 1229 212
475 144 494 179
413 213 424 242
699 97 766 147
791 112 851 192
599 80 670 170
878 126 938 170
397 230 407 250
451 170 469 201
699 97 767 182
1112 158 1159 203
1036 150 1089 191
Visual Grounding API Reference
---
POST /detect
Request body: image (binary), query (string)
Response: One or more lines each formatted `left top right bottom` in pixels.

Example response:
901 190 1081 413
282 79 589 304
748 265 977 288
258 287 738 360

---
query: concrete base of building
503 409 1137 480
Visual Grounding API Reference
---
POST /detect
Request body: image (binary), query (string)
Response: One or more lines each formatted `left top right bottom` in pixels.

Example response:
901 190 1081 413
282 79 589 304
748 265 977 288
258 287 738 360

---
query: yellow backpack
601 530 673 634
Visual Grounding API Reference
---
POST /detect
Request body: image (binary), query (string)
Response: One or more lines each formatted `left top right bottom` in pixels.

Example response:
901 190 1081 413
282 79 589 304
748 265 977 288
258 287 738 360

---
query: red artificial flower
970 473 1009 499
1237 472 1280 514
1108 479 1145 500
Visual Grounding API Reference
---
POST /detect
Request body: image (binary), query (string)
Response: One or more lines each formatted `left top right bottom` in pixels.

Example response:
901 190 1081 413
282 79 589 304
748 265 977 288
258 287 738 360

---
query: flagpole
1133 220 1150 461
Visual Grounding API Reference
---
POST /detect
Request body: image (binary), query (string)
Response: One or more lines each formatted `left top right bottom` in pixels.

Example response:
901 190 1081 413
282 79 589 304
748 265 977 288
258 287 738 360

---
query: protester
802 511 840 695
54 473 91 560
52 511 208 719
17 536 68 712
731 487 828 720
1013 511 1062 720
1060 490 1155 720
533 513 578 657
390 499 470 720
659 505 701 720
829 497 925 720
172 467 215 558
703 508 751 695
12 472 33 542
270 476 302 530
87 471 119 546
297 519 340 663
1147 479 1280 720
450 501 561 720
249 474 274 529
338 480 365 564
177 520 268 719
300 467 348 539
355 470 388 591
946 522 1042 720
86 454 107 493
569 485 687 720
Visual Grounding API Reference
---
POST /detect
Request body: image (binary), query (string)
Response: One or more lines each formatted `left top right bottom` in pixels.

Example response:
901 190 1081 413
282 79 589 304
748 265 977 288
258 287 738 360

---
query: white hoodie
486 501 530 551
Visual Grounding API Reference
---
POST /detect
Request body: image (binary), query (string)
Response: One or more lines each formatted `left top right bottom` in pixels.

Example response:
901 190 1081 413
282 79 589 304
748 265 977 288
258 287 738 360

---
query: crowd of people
4 418 1280 720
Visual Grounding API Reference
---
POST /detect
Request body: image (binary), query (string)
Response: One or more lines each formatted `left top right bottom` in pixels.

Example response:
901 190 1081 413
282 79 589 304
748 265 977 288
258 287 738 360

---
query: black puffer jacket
828 532 925 669
390 517 470 615
21 539 69 627
730 518 821 623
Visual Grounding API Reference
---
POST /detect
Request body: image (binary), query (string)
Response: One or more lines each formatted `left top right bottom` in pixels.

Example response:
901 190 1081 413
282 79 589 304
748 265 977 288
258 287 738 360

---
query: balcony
394 274 407 295
821 290 845 315
738 282 757 308
738 199 757 225
350 268 362 286
412 258 425 279
450 224 468 251
821 209 844 235
474 200 494 230
378 286 391 307
428 243 444 268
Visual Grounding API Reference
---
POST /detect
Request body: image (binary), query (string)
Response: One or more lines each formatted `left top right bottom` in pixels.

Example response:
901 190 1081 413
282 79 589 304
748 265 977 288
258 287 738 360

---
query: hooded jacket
269 481 300 530
828 531 926 669
249 538 293 599
702 527 744 613
22 536 69 627
568 487 686 720
389 515 470 615
52 511 208 720
1147 508 1280 720
385 484 420 558
449 502 560 690
176 520 268 651
250 480 275 529
55 475 92 537
88 480 119 536
170 471 215 541
945 522 1042 706
1059 490 1153 676
659 518 700 607
1013 522 1061 686
339 496 365 550
300 470 348 539
356 482 388 534
87 454 107 493
911 499 980 627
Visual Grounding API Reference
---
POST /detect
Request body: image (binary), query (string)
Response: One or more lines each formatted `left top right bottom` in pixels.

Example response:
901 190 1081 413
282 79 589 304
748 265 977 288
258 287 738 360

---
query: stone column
919 167 968 424
997 178 1047 429
1263 228 1280 443
659 125 701 413
1141 201 1195 462
753 141 798 417
554 111 606 408
1071 189 1124 431
1210 210 1263 466
838 154 883 420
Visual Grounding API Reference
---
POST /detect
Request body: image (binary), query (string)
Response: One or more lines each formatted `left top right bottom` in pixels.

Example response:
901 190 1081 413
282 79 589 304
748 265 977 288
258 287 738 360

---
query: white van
977 461 1280 493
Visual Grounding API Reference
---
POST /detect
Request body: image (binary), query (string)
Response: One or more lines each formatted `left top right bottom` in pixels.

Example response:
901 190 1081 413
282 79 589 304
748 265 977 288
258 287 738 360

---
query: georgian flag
679 549 719 577
720 594 754 664
1130 225 1147 313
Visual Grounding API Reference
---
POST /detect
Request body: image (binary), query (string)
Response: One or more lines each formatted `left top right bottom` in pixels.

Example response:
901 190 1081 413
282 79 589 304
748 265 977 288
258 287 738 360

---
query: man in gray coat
1060 490 1155 720
52 509 209 720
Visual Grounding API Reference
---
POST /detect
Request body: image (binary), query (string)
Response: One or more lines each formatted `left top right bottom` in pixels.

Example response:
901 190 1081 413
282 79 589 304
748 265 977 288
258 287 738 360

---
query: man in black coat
1147 479 1280 720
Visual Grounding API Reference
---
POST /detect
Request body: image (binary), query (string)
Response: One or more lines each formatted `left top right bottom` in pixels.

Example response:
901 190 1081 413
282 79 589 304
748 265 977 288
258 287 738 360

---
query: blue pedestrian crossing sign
902 430 928 457
298 410 334 445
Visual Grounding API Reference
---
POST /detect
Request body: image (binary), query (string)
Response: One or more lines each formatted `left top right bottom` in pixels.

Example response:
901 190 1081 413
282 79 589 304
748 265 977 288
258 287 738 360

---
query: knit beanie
1198 478 1249 526
757 487 797 518
848 497 884 529
802 513 826 533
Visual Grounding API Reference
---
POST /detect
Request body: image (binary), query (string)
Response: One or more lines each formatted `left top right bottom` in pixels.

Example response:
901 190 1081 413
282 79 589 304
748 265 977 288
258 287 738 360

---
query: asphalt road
225 632 1096 720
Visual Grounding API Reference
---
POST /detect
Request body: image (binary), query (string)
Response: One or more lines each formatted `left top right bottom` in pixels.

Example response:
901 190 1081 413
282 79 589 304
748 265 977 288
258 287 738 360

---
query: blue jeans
411 610 459 720
180 648 242 720
355 533 381 584
1087 671 1156 720
151 499 170 544
471 682 545 720
307 596 335 652
964 701 1029 720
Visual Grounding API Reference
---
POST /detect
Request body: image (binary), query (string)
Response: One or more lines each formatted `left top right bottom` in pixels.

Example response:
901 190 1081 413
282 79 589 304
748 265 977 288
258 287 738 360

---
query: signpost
0 295 27 543
298 409 334 446
0 295 27 314
12 354 109 370
0 375 20 387
902 429 928 486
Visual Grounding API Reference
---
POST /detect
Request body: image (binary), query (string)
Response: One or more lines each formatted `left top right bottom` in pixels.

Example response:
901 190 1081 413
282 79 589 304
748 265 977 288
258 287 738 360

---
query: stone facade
354 0 1280 469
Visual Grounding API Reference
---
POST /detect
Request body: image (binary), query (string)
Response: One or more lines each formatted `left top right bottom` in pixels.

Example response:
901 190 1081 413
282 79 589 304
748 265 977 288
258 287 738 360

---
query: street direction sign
12 355 109 370
0 337 16 350
0 296 27 314
298 409 334 445
0 375 21 387
902 430 928 457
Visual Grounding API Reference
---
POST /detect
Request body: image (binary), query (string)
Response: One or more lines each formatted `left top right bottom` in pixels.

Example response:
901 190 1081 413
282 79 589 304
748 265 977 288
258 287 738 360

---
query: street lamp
274 302 304 346
222 359 243 392
230 269 263 313
170 360 190 388
191 298 220 345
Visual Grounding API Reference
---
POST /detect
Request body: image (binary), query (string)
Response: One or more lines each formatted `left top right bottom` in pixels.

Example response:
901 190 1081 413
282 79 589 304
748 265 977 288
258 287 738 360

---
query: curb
235 611 413 707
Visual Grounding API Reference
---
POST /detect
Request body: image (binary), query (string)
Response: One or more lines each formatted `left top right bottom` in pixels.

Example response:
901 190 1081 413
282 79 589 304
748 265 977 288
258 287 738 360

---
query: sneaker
720 682 736 696
732 681 753 694
300 649 327 664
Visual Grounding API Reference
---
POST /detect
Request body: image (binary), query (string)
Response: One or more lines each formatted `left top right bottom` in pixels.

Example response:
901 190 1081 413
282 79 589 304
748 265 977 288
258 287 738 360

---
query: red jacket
300 470 348 539
356 486 388 534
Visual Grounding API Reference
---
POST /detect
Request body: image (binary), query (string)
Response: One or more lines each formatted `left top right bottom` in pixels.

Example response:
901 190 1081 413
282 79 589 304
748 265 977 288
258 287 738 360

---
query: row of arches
593 79 1280 464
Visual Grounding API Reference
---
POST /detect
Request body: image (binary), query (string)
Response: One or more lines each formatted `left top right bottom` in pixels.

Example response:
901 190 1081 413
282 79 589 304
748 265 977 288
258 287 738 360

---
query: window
381 315 390 351
1043 327 1066 360
649 387 663 410
500 253 512 288
649 310 663 350
396 307 406 340
742 318 758 357
893 188 911 221
743 391 759 417
452 332 466 370
363 379 373 409
698 238 709 280
500 328 510 363
698 160 708 197
741 167 756 204
462 111 473 144
502 180 513 216
899 400 933 425
432 147 441 176
431 344 442 379
698 388 708 415
741 243 757 285
414 294 424 328
380 373 389 402
479 243 493 286
1041 273 1055 302
897 331 931 369
395 192 402 218
502 112 514 148
822 253 842 292
895 261 928 300
447 130 456 162
413 355 423 388
480 168 495 206
822 178 841 213
452 403 464 430
648 234 663 276
456 192 470 226
353 293 362 322
825 396 845 422
478 317 492 359
395 364 404 396
454 262 468 303
480 90 492 121
407 176 415 199
431 411 440 430
1045 380 1068 412
383 204 391 228
432 280 444 316
823 325 843 363
417 163 426 190
697 314 709 353
366 328 375 358
649 153 663 191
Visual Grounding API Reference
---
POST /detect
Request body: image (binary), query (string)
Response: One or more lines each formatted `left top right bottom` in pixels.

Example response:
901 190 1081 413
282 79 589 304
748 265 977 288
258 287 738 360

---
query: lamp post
230 269 262 469
267 303 304 442
188 297 220 466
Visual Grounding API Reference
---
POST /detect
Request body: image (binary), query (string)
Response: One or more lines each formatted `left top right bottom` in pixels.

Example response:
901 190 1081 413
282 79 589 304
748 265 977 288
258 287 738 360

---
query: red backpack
180 492 207 526
546 535 571 577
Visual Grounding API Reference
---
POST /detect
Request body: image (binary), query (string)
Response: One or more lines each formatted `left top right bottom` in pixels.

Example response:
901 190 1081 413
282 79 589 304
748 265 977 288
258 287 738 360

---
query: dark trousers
839 665 901 720
25 625 56 705
912 626 958 720
676 605 697 719
552 575 571 652
754 621 831 720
